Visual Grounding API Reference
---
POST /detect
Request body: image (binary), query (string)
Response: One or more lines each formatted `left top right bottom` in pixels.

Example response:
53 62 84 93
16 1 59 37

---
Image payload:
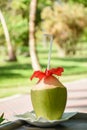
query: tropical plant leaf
0 113 5 124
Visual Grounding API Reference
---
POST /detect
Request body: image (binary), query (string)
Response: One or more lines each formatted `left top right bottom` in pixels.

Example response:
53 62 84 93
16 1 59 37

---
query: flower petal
30 71 45 80
30 67 64 81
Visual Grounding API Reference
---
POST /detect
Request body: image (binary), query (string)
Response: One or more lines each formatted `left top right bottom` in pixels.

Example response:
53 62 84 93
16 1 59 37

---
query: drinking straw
46 34 53 70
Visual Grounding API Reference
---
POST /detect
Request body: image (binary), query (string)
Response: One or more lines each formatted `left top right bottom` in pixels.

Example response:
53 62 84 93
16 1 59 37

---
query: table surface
0 113 87 130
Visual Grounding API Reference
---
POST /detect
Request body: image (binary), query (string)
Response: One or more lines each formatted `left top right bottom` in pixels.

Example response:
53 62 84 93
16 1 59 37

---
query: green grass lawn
0 43 87 98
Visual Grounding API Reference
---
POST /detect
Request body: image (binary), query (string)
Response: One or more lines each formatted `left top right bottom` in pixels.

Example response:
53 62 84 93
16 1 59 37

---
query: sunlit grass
0 86 31 98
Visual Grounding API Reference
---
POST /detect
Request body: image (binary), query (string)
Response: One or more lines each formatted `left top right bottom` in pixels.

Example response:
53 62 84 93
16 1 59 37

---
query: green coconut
31 75 67 120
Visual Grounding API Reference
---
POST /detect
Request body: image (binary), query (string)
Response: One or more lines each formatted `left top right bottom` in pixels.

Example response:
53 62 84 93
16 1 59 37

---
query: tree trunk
29 0 41 70
56 43 66 57
0 10 17 61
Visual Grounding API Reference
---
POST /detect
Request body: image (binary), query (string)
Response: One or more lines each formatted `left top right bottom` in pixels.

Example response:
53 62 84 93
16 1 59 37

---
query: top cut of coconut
30 67 64 90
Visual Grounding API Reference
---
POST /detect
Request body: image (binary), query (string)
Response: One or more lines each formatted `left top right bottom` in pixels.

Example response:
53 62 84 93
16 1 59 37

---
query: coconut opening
32 75 65 90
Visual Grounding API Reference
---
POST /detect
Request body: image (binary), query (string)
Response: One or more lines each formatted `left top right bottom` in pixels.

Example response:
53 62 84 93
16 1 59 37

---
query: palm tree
0 10 17 61
29 0 41 70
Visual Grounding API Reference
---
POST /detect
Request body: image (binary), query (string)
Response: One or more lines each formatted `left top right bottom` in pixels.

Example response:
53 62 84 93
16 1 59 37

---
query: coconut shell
31 76 67 120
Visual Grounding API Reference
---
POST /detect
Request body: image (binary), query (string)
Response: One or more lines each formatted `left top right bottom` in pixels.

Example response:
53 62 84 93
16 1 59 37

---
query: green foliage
0 0 53 54
0 0 29 53
65 0 87 6
41 3 87 56
0 24 5 45
0 113 5 124
36 0 54 25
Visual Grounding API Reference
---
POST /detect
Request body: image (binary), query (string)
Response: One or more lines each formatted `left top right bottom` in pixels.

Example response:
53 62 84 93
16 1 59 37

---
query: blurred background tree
29 0 41 70
63 0 87 6
0 0 29 57
0 10 17 61
41 3 87 57
0 0 53 57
